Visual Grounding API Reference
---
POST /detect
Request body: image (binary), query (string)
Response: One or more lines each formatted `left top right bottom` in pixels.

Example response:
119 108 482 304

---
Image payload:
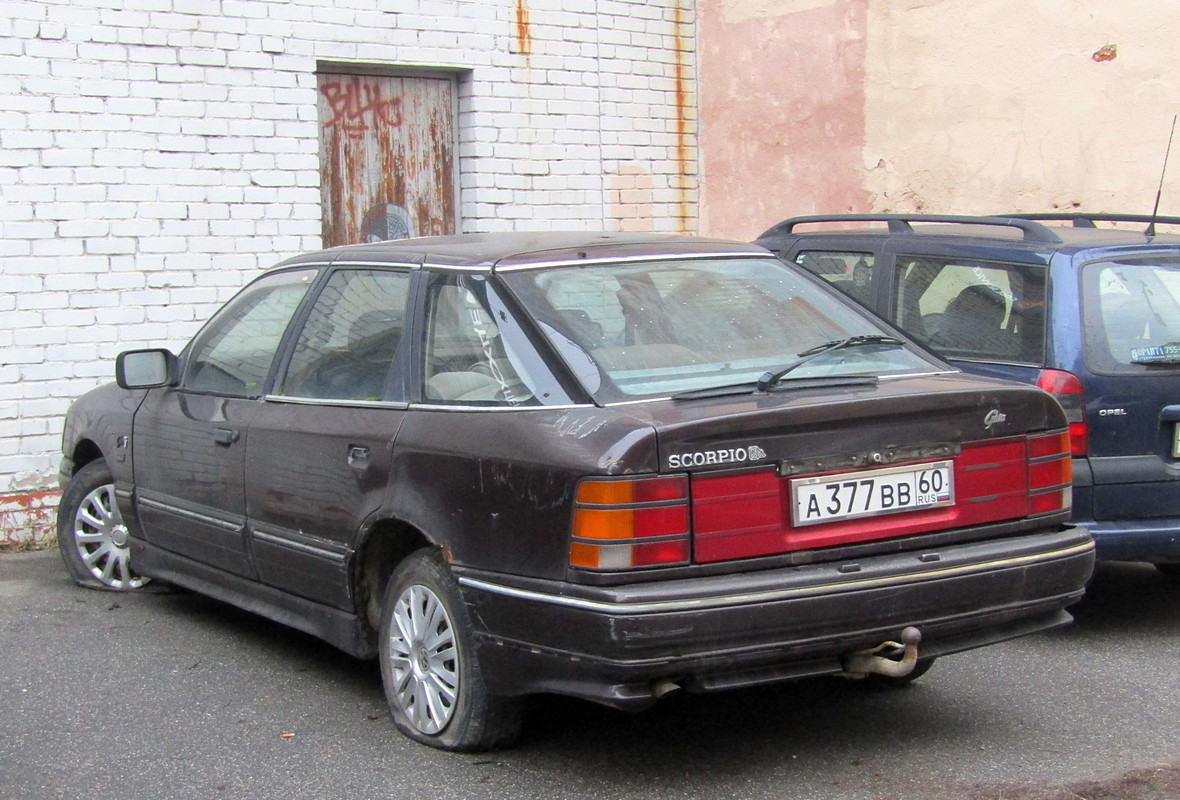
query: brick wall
0 0 699 546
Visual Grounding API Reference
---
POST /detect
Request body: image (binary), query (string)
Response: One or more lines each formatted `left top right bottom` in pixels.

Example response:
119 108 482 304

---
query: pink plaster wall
697 0 872 239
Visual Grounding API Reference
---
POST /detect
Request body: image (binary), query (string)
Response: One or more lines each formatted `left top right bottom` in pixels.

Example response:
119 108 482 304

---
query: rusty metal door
318 72 457 247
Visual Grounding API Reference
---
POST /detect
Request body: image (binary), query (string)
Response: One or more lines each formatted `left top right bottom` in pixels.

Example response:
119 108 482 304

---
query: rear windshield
499 256 942 402
1082 254 1180 373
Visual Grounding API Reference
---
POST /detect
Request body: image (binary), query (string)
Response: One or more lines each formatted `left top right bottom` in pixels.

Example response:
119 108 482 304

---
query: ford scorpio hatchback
58 232 1094 751
756 213 1180 574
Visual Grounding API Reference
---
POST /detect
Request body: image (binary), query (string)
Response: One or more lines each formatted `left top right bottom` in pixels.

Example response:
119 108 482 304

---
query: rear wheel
378 548 522 751
57 460 150 591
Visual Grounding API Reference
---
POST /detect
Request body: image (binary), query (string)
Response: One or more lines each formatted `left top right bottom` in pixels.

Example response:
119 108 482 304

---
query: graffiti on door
320 78 404 139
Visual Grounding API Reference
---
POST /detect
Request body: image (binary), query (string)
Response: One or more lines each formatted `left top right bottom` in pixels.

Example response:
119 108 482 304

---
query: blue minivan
756 213 1180 575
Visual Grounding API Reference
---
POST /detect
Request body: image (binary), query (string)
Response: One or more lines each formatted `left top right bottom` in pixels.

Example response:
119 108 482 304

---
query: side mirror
116 349 179 389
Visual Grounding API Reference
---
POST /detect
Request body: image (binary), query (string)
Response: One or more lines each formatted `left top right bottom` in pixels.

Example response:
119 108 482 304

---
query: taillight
1036 369 1087 456
570 476 690 569
1026 429 1072 515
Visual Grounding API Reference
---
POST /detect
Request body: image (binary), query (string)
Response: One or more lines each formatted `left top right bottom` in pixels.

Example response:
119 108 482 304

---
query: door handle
213 427 240 446
348 445 371 466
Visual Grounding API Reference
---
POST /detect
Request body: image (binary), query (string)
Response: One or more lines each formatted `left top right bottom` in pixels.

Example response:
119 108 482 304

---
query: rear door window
892 257 1046 364
278 268 413 402
1082 255 1180 373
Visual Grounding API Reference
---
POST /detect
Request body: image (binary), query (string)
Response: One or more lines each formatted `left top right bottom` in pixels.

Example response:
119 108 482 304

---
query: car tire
858 657 937 689
378 548 523 751
57 459 151 591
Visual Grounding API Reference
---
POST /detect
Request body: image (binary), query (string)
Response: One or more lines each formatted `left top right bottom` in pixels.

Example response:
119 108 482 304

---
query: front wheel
378 549 522 751
57 460 150 591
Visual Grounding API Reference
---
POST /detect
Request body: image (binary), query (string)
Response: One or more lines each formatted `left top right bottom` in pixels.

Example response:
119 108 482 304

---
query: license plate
791 460 954 527
1174 424 1180 458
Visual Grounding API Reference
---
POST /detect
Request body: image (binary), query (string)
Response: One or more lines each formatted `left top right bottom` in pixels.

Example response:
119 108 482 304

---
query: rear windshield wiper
672 374 879 401
754 335 904 393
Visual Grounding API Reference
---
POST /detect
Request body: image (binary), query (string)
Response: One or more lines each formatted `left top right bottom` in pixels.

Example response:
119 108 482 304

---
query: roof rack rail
1005 212 1180 230
760 214 1062 244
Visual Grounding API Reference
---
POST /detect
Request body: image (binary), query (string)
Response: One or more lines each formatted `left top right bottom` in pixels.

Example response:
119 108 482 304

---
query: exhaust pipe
651 678 682 699
840 626 922 679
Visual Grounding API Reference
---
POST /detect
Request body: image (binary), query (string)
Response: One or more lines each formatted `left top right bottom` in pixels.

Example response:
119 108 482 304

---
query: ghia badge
983 409 1008 429
668 445 768 469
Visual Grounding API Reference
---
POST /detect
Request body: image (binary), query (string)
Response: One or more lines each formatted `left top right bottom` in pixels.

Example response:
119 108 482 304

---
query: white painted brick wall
0 0 698 544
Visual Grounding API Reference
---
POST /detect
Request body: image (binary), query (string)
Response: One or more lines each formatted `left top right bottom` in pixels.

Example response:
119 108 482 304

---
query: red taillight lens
1036 369 1087 456
570 476 690 569
1026 429 1073 516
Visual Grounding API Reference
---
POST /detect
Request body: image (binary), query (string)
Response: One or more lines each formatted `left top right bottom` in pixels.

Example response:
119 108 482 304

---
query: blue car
756 213 1180 575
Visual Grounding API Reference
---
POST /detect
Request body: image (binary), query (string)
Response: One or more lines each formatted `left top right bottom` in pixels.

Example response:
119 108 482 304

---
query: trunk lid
644 373 1070 563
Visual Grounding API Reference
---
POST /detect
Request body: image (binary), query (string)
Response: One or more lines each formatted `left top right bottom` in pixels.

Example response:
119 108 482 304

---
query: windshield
500 256 941 402
1083 254 1180 373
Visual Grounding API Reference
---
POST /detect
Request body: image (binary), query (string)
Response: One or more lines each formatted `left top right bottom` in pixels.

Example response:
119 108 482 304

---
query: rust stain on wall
672 0 693 233
515 0 532 56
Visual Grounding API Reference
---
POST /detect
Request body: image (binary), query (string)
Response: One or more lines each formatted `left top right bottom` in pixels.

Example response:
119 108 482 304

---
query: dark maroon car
57 232 1093 751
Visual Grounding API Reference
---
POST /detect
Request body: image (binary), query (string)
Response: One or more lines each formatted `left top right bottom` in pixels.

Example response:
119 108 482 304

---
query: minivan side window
893 258 1046 364
794 251 876 306
279 269 413 402
184 269 317 397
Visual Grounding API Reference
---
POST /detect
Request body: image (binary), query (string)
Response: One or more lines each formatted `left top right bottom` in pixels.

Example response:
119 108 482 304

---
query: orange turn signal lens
570 475 691 570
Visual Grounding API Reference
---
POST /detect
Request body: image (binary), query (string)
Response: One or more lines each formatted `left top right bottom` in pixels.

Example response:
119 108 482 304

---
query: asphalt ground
1 548 1177 800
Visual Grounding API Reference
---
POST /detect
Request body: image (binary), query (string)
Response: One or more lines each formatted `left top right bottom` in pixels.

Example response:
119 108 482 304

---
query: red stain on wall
1092 44 1118 62
697 0 873 238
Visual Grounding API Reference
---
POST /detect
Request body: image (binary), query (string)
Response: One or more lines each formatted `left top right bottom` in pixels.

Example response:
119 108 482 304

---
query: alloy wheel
71 483 147 590
387 584 459 734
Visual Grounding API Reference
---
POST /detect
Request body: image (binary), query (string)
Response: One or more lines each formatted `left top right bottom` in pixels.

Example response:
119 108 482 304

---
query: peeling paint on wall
861 0 1180 215
1092 43 1118 62
698 0 871 238
0 491 59 550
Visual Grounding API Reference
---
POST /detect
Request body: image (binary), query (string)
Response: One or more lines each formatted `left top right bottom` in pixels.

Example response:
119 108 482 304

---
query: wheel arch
68 439 105 477
352 517 435 643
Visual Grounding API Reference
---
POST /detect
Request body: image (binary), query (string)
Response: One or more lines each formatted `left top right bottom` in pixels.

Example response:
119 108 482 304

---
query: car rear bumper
457 525 1094 710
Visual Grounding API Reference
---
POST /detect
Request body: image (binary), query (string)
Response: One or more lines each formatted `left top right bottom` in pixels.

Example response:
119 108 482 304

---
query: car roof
756 213 1180 256
275 231 769 271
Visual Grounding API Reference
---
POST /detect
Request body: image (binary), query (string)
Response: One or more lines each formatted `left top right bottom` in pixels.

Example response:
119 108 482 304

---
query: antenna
1147 114 1177 237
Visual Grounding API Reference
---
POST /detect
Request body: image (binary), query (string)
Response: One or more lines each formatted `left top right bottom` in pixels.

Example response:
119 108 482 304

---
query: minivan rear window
1082 255 1180 373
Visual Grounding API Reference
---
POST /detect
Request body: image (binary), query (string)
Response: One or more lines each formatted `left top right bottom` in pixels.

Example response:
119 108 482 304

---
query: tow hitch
840 626 922 679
